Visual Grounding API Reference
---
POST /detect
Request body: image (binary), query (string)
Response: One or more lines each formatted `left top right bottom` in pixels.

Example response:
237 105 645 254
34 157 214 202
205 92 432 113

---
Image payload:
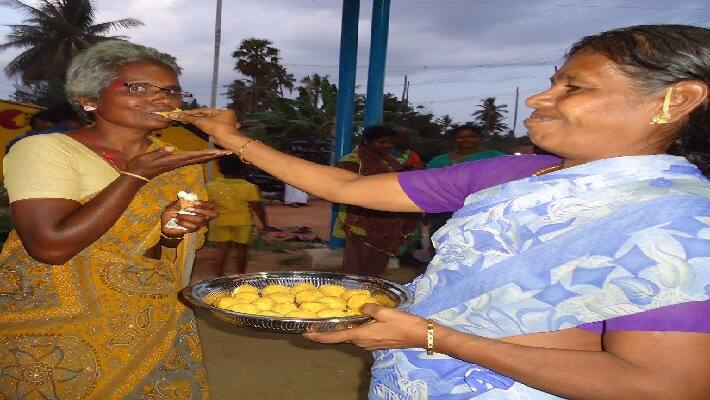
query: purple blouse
398 155 560 213
397 154 710 334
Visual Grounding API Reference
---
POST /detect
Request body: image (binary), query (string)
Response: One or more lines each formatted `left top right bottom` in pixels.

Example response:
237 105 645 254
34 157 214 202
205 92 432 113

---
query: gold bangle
426 320 435 355
119 170 151 183
237 139 261 165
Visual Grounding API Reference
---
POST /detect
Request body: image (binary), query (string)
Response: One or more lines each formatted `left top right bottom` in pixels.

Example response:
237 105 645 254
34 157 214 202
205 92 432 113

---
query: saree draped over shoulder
370 155 710 400
0 140 209 399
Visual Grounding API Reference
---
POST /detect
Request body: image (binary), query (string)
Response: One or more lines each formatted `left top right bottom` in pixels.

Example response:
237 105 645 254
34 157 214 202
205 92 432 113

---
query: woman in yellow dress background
207 157 267 275
0 41 228 399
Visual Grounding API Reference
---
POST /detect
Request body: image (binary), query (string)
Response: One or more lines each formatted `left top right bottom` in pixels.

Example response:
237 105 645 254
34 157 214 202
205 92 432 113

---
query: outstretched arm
173 109 422 212
305 305 710 400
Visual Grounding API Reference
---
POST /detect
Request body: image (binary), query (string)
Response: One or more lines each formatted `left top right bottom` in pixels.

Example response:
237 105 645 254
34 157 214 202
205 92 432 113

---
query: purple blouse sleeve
578 300 710 334
397 155 561 212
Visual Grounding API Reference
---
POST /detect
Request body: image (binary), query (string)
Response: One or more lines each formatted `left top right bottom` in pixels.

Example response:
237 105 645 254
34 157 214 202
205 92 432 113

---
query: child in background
207 157 268 275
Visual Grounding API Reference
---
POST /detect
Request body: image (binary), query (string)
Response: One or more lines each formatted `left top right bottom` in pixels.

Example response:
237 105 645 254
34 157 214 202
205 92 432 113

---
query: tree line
0 0 521 161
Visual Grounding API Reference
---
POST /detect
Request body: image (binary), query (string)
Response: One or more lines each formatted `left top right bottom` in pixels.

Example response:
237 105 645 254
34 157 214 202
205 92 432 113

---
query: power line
284 59 559 70
382 75 543 88
395 0 710 11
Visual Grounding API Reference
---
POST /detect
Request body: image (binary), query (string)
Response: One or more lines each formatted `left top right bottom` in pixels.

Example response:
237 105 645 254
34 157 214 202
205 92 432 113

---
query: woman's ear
78 96 97 112
667 80 708 122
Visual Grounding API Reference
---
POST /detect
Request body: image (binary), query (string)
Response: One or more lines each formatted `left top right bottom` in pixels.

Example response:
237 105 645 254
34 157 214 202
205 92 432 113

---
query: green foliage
473 97 510 135
235 73 339 153
10 80 66 107
181 98 202 110
484 130 520 154
224 38 518 159
0 0 143 84
382 94 442 138
226 38 295 114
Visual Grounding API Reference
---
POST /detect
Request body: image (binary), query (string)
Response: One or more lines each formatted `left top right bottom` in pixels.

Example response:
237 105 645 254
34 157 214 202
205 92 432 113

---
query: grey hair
65 40 181 112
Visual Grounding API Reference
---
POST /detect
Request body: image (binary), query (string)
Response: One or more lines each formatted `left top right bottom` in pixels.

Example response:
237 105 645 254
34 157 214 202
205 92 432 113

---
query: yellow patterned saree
0 138 209 399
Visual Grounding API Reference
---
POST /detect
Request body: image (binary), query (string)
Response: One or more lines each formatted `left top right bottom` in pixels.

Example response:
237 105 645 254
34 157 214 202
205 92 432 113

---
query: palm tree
472 97 509 135
298 73 324 109
435 114 454 134
0 0 143 83
231 38 295 112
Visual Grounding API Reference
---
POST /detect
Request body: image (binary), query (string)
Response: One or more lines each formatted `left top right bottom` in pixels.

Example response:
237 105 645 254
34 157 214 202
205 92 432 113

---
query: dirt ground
191 200 426 399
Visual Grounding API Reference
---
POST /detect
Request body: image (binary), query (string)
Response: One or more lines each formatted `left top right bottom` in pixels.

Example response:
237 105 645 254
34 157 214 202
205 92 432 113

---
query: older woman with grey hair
0 40 229 398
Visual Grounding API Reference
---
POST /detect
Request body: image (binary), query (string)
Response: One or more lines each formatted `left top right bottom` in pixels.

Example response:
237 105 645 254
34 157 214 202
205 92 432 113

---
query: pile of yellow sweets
214 282 395 318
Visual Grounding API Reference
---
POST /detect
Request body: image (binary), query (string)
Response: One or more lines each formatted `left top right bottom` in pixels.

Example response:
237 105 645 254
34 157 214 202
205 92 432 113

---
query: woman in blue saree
177 24 710 400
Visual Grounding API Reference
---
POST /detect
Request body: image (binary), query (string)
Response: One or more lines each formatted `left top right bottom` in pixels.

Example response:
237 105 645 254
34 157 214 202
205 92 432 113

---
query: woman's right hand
171 108 244 147
124 146 232 180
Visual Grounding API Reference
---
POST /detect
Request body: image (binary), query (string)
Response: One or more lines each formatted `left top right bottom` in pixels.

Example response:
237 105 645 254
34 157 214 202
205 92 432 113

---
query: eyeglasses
111 81 193 99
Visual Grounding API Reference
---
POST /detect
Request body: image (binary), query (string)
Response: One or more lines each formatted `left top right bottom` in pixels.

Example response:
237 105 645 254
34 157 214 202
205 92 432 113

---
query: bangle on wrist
119 170 151 183
237 139 261 165
160 232 183 241
426 320 435 355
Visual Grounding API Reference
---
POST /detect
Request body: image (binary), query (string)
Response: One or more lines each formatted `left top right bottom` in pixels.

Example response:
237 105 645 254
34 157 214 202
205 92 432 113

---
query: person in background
175 23 710 400
515 135 536 154
5 102 83 153
27 109 52 130
426 124 504 169
426 125 505 254
333 125 418 277
283 153 310 207
283 183 309 207
208 156 267 275
391 128 426 267
0 40 228 398
391 128 423 170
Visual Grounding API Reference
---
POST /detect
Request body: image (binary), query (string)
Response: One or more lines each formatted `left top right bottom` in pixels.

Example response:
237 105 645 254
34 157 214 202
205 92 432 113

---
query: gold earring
650 87 673 124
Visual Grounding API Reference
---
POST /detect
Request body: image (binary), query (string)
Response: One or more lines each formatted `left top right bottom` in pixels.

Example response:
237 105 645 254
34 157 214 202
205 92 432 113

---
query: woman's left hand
304 304 429 351
161 200 218 237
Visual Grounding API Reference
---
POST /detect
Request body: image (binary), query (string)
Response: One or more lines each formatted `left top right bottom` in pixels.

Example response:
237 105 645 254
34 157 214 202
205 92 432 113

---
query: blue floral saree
370 155 710 399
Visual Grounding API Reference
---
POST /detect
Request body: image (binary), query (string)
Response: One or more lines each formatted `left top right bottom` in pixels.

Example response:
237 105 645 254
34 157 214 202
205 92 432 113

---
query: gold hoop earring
650 87 673 125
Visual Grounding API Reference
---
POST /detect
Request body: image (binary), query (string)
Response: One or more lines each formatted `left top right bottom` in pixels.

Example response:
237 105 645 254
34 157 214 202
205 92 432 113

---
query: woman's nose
526 87 554 108
150 91 176 105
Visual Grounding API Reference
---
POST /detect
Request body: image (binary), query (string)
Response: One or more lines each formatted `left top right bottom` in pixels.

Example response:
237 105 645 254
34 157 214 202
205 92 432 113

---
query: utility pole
512 86 519 134
401 75 409 102
206 0 223 181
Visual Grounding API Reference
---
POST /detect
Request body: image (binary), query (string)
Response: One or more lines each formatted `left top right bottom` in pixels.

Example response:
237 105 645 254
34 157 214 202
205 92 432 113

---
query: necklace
99 151 121 170
532 164 563 176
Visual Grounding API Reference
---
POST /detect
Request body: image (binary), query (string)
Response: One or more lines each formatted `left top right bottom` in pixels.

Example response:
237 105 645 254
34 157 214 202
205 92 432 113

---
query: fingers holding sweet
183 201 218 220
170 108 242 140
173 212 212 231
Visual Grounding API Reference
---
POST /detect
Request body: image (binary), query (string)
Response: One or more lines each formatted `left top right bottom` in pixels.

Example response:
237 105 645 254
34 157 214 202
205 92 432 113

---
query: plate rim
180 271 414 325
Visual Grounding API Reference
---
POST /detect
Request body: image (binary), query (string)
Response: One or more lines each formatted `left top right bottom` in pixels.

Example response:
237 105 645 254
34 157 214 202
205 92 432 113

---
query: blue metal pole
363 0 390 127
329 0 360 249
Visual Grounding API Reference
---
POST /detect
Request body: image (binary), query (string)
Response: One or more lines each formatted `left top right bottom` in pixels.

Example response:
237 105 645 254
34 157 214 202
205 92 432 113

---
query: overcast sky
0 0 708 135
